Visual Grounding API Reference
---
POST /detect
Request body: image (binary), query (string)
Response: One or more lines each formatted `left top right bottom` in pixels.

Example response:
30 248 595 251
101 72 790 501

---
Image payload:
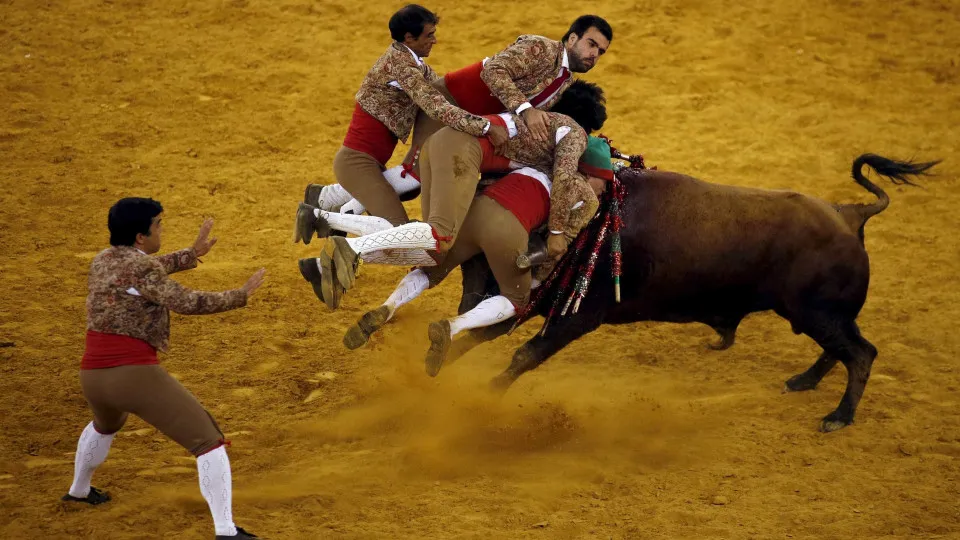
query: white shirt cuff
515 102 532 115
482 120 490 135
497 113 519 138
549 230 564 235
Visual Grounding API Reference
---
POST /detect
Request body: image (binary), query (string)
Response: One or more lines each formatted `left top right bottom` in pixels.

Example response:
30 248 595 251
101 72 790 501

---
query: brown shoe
304 183 323 206
328 236 359 291
297 258 325 303
294 203 335 245
343 305 391 350
317 249 343 310
293 203 315 245
425 320 452 377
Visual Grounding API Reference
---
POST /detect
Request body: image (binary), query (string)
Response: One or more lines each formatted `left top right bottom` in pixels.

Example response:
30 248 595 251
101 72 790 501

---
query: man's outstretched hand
192 218 218 257
242 268 267 298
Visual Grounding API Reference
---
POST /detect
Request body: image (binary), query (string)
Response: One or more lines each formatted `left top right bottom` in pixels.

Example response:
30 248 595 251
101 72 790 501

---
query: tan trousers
334 145 408 226
424 195 531 308
402 78 458 168
80 365 226 456
419 128 484 251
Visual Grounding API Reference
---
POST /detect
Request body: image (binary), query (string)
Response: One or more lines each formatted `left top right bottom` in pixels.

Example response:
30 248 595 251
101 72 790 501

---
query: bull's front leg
457 254 499 315
489 309 604 393
784 352 838 392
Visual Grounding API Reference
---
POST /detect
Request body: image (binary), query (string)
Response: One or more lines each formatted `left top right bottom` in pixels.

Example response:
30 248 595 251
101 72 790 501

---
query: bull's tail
837 153 939 238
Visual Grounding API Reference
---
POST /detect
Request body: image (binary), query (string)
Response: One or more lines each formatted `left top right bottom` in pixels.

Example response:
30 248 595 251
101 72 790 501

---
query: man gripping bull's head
310 4 510 229
296 80 612 310
303 14 614 220
478 14 613 142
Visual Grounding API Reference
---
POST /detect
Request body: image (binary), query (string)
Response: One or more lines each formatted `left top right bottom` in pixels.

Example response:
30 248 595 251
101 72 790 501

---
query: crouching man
61 197 266 540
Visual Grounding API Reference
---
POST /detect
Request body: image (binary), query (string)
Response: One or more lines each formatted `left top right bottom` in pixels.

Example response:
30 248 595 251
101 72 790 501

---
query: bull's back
611 170 866 319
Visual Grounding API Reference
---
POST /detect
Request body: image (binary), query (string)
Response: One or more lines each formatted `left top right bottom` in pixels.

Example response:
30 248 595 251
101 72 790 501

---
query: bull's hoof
819 411 853 433
706 338 733 351
488 373 515 395
784 373 819 392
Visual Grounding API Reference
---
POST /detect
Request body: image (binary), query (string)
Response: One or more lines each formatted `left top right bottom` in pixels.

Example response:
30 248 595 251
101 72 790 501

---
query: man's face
404 23 437 58
587 175 607 196
136 215 162 254
565 27 610 73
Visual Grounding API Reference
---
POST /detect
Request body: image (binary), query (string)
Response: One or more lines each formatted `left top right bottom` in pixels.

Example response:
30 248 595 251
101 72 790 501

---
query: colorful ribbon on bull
511 139 645 337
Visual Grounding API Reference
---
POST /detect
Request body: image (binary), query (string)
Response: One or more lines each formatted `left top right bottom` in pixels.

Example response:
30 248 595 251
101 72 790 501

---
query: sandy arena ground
1 0 959 538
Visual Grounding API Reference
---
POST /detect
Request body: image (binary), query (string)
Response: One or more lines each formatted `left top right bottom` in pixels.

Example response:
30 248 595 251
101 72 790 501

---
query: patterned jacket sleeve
562 178 600 240
392 61 489 137
547 126 590 233
423 62 442 84
480 37 547 113
134 259 247 315
156 248 198 275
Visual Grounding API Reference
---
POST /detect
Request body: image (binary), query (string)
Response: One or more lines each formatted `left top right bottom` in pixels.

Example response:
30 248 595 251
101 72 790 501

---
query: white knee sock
67 422 116 498
383 165 421 196
318 183 353 211
448 295 516 337
345 222 437 256
197 446 237 537
383 269 430 320
340 197 366 216
361 248 436 267
336 166 420 216
315 207 393 237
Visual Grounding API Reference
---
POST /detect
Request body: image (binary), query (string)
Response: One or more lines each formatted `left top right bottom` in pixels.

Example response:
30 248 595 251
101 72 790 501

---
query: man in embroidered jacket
307 15 613 218
338 141 613 374
323 4 508 227
62 198 265 540
297 82 611 310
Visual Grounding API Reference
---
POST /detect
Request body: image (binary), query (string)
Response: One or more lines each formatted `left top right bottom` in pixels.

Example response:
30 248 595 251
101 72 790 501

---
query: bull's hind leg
800 318 877 432
706 319 740 351
784 352 838 392
489 310 604 393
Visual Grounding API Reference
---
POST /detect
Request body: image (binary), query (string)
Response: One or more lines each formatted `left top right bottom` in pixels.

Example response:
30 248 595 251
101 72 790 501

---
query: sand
1 0 958 538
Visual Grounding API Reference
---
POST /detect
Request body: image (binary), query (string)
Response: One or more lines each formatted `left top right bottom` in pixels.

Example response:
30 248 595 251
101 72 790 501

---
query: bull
447 153 937 432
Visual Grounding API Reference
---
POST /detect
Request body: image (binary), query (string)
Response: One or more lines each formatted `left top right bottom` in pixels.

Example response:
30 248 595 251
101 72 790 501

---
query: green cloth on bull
578 136 614 181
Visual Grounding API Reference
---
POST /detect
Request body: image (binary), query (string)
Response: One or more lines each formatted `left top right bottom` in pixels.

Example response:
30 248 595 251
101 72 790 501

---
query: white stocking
315 208 393 236
340 197 366 216
317 183 353 211
197 446 237 537
383 269 430 320
338 166 421 216
361 248 436 267
383 165 421 197
344 222 437 256
448 295 516 337
67 422 115 498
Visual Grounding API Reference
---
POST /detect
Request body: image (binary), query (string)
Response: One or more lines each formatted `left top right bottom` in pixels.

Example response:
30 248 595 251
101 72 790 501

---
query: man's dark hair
562 15 613 43
108 197 163 246
550 80 607 133
389 4 439 42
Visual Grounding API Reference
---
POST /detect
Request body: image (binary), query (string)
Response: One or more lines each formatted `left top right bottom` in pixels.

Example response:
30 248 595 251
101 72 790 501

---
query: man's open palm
192 218 218 257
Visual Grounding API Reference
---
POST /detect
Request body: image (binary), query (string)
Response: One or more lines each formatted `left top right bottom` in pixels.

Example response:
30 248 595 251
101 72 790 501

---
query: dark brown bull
448 154 937 432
